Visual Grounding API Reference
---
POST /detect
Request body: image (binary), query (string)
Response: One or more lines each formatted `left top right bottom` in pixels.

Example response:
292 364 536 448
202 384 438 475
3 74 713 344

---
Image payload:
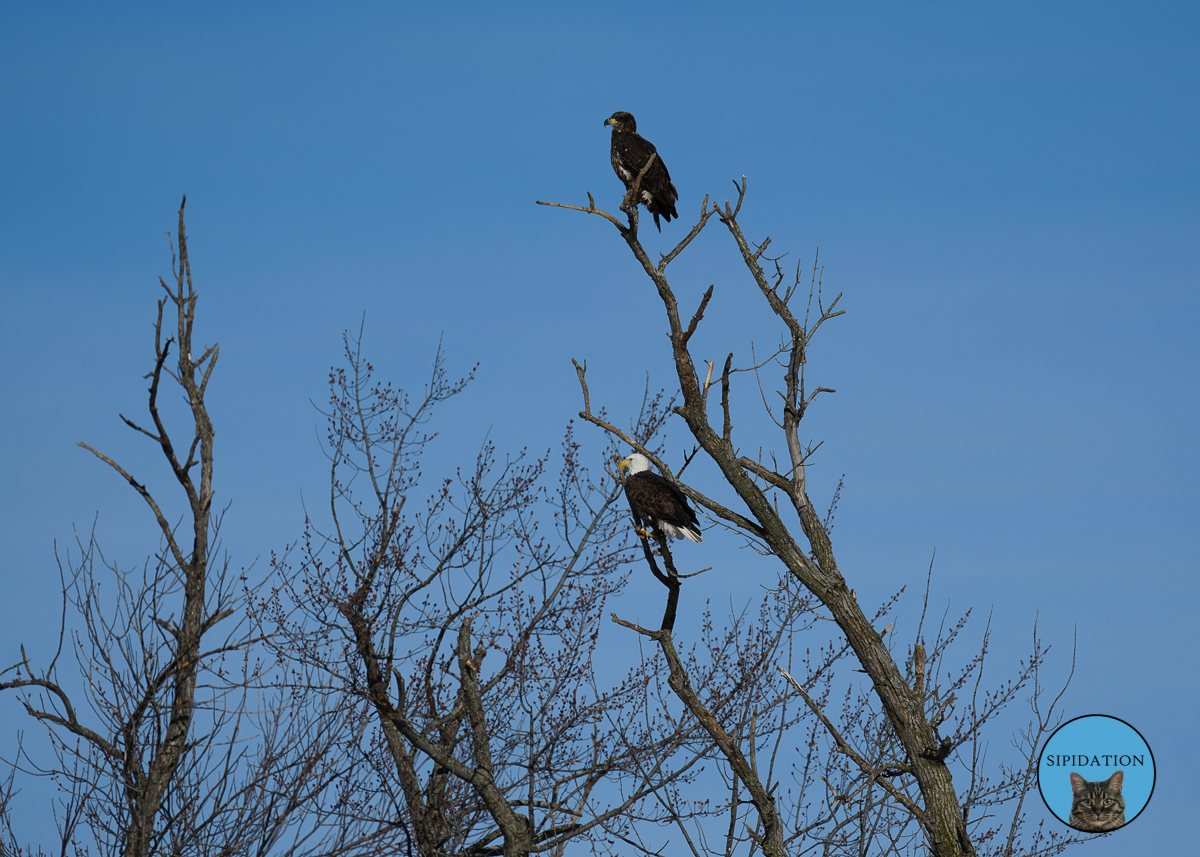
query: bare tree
0 183 1080 857
539 174 1077 857
257 325 856 857
0 200 346 857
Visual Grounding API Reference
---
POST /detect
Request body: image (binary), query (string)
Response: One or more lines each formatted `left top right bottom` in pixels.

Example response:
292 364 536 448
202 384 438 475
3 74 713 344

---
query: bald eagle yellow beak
604 117 614 127
617 459 629 471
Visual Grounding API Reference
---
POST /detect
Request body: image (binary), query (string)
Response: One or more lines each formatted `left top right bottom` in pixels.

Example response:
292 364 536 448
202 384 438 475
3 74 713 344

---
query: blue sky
1 2 1196 852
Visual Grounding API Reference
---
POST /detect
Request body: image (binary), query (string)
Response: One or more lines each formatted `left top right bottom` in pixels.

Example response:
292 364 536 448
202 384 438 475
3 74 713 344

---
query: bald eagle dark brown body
619 454 702 543
604 112 679 231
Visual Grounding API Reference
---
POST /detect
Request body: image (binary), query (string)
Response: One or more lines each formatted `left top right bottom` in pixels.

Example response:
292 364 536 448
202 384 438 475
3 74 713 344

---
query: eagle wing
624 472 701 542
611 132 679 231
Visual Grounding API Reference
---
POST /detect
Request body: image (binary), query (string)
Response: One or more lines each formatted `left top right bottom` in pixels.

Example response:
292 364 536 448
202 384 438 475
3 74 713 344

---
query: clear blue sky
1 3 1196 852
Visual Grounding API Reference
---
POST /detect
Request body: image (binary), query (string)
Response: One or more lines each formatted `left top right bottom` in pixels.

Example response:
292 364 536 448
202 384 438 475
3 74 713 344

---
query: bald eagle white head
618 453 702 543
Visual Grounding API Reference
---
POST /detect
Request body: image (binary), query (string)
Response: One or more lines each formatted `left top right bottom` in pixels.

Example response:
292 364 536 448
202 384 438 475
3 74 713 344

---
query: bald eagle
618 453 702 543
604 112 679 231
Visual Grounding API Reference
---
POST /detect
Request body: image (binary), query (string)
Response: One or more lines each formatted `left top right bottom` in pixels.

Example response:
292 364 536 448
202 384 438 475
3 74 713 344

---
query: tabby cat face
1068 770 1126 831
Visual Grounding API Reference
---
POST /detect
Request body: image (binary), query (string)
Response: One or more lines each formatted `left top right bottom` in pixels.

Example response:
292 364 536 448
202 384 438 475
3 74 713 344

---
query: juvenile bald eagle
619 453 702 543
604 112 679 231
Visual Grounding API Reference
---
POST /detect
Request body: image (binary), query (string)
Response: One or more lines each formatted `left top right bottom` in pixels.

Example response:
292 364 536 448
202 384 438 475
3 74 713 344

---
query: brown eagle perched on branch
604 111 679 231
619 454 702 543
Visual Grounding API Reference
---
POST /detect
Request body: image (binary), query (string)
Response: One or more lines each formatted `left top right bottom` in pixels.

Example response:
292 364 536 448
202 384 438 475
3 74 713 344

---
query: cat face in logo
1068 770 1125 831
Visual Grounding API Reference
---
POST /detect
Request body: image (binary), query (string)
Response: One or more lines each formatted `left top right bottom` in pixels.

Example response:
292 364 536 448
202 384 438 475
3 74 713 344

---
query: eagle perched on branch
604 111 679 231
619 454 702 543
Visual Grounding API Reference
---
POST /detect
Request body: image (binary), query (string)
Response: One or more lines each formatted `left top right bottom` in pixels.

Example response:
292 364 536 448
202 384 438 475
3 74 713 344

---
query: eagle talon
633 524 653 540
